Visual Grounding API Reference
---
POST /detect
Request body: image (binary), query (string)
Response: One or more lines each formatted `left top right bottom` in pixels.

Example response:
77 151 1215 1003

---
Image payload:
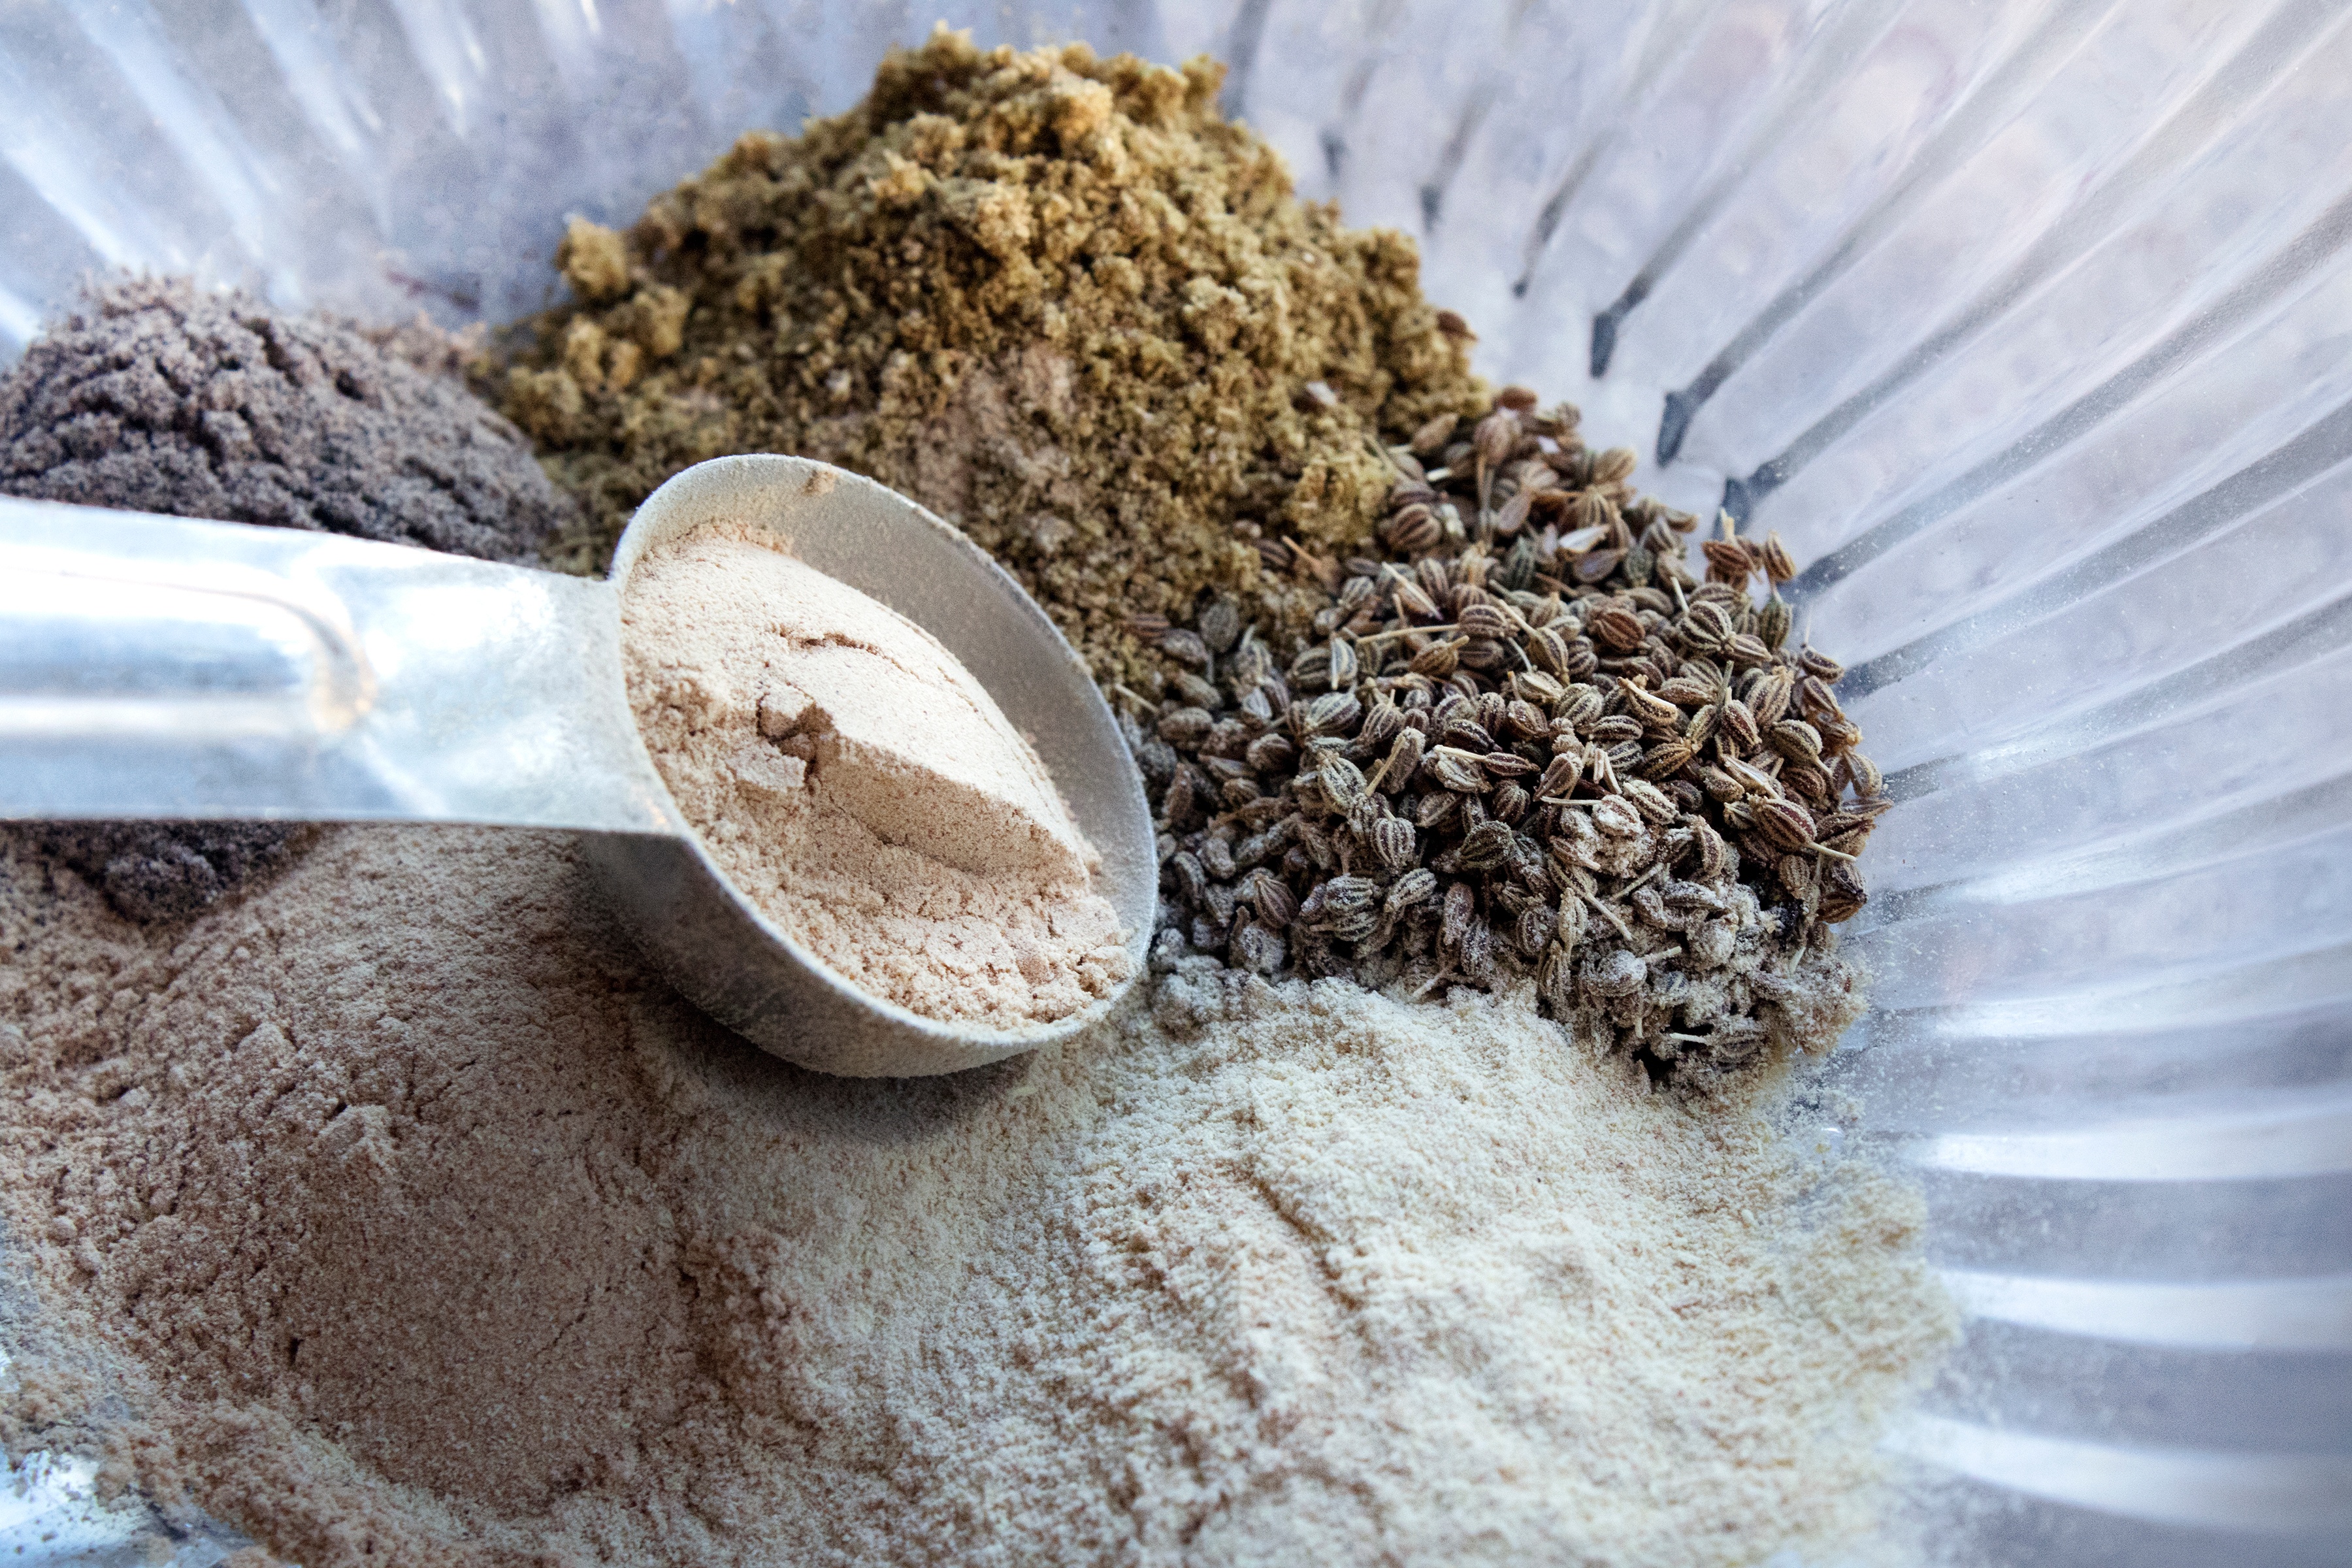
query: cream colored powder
622 523 1130 1027
0 825 1956 1568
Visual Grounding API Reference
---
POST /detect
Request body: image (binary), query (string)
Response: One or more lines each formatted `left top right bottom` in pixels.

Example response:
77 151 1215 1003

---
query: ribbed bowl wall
1 1 2347 1563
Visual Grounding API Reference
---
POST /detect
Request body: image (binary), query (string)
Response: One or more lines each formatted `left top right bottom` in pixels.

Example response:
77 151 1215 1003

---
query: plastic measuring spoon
0 455 1155 1077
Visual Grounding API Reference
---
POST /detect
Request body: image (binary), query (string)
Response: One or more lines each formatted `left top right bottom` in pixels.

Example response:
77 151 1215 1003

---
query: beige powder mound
623 523 1129 1027
0 825 1955 1567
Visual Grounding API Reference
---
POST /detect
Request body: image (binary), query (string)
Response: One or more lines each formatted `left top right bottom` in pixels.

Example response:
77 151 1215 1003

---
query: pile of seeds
1126 391 1884 1085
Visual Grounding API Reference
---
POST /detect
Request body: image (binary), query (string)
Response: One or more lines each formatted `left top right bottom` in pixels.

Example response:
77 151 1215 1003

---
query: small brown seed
1242 870 1295 928
1583 945 1645 997
1169 671 1224 711
1573 548 1625 585
1474 410 1518 471
1459 602 1515 639
1592 796 1643 838
1383 728 1427 789
1440 880 1476 947
1723 633 1772 668
1620 779 1677 824
1759 532 1797 583
1701 538 1754 583
1640 740 1695 779
1843 751 1884 796
1538 941 1576 1009
1303 692 1362 737
1818 860 1867 923
1459 821 1514 869
1382 868 1437 917
1458 638 1509 672
1586 715 1644 745
1429 751 1489 792
1591 446 1637 485
1776 853 1815 900
1716 699 1760 753
1162 629 1212 670
1752 798 1816 852
1622 682 1680 728
1586 604 1646 652
1797 646 1846 681
1769 719 1823 763
1198 598 1243 654
1458 916 1497 983
1493 486 1537 537
1783 760 1834 806
1409 638 1463 677
1246 732 1298 776
1384 507 1444 555
1514 903 1556 956
1319 755 1368 811
1679 600 1733 652
1368 815 1416 873
1157 706 1215 747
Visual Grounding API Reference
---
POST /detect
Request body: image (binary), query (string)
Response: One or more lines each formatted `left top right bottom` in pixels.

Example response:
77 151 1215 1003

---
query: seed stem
1356 623 1460 644
1578 889 1632 940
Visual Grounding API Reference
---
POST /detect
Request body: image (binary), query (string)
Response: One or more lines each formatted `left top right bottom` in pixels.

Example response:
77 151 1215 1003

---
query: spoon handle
0 497 675 836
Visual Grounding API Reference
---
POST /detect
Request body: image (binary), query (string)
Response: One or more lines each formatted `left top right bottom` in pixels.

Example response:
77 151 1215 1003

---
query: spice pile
487 25 1481 682
0 825 1955 1568
0 29 1952 1568
1131 393 1880 1083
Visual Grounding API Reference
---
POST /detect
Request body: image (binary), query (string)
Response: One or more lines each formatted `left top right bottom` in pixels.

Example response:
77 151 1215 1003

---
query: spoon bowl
588 455 1156 1076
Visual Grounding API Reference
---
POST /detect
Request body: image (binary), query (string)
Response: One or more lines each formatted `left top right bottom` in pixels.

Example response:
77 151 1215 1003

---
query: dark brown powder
487 27 1483 685
3 278 574 563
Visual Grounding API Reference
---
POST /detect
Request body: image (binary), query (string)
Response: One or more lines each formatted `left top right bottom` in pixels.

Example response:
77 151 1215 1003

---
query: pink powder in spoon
621 522 1131 1030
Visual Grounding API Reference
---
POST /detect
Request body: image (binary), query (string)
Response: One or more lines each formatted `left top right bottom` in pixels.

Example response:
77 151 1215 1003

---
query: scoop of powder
623 523 1129 1026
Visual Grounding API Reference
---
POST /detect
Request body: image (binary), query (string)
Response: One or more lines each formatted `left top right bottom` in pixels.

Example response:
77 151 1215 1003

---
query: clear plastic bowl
2 1 2347 1563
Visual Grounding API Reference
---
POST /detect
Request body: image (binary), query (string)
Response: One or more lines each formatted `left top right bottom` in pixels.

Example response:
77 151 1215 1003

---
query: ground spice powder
490 27 1482 685
0 826 1953 1567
